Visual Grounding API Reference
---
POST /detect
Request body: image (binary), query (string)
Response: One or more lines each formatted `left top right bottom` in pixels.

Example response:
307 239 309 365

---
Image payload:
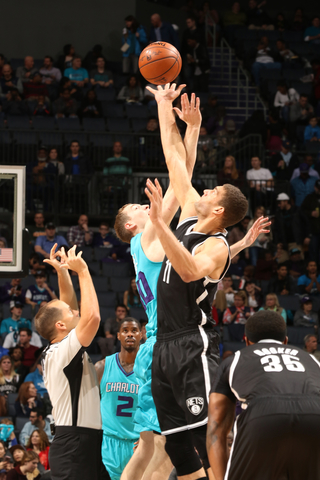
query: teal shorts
102 434 136 480
133 335 160 433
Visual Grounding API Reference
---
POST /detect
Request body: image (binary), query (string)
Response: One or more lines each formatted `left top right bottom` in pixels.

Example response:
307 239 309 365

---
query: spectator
15 57 37 83
244 281 263 310
198 1 219 26
288 248 305 279
19 408 52 446
273 192 305 252
93 222 119 248
215 274 237 310
9 347 28 382
64 57 89 87
251 36 281 87
201 94 219 123
0 302 31 338
223 2 247 46
228 254 246 278
304 16 320 46
274 13 290 32
0 280 25 305
9 445 25 468
0 64 23 98
304 116 320 143
26 213 46 244
267 107 285 151
90 57 113 88
23 72 49 101
6 450 41 480
206 105 233 135
217 155 244 187
80 89 102 118
268 264 296 295
292 8 308 32
0 439 14 473
123 278 142 310
301 179 320 262
117 75 143 103
223 291 253 324
47 148 65 175
14 382 42 418
67 214 93 247
26 431 50 470
290 163 317 207
29 253 46 276
246 156 273 211
97 304 129 358
184 37 210 92
2 89 28 116
259 293 287 322
239 110 267 143
39 56 61 84
255 249 277 281
292 155 318 181
0 54 5 78
149 13 180 50
196 126 216 172
228 216 251 247
54 88 78 118
32 95 51 117
246 0 273 29
270 141 300 181
0 355 20 415
83 44 105 72
182 16 205 57
18 330 39 369
304 334 320 360
276 40 295 62
57 44 76 72
25 273 56 308
64 140 92 175
26 146 57 210
138 117 163 167
34 223 68 261
247 206 271 265
103 141 132 176
298 260 320 296
294 296 319 328
289 94 314 127
122 15 147 74
4 327 42 350
274 80 299 122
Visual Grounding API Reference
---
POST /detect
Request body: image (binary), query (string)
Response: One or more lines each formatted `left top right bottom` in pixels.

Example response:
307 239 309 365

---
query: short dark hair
19 328 32 337
9 345 24 360
119 317 141 330
220 184 248 228
31 407 45 418
245 310 287 343
99 221 109 228
116 304 129 314
44 55 53 62
300 94 308 99
70 140 80 146
277 264 287 270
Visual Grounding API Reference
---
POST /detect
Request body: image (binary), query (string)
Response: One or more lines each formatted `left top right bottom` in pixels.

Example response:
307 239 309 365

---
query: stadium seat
6 116 31 130
101 102 124 119
39 132 63 146
82 118 106 132
129 307 147 322
22 305 34 320
283 31 303 43
56 117 81 131
13 132 37 145
131 118 147 132
32 117 56 130
110 276 131 293
287 326 316 347
6 393 18 417
148 105 158 117
94 247 111 262
125 104 149 119
89 133 114 147
223 341 246 353
96 88 116 102
64 132 88 146
306 142 320 154
278 295 300 312
89 354 102 364
291 82 313 96
92 277 108 292
15 416 29 438
113 73 127 89
10 59 24 70
107 118 131 133
102 262 132 278
99 292 117 307
1 304 11 319
100 306 116 320
0 131 11 144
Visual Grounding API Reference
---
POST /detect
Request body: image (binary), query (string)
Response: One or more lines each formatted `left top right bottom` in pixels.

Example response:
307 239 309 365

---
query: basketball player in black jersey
207 310 320 480
145 84 271 480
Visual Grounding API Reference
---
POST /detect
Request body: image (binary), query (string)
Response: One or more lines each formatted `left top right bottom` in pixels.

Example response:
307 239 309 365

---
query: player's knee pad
191 425 210 471
165 431 203 476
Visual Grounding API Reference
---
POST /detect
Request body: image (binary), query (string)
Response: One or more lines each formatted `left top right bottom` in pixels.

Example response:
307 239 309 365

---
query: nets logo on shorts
186 397 204 416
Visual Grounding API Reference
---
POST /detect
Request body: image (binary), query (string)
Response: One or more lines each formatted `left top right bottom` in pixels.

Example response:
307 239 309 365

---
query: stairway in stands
208 46 265 130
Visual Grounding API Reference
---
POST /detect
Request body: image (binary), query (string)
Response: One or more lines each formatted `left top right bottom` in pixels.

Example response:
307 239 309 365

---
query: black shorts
227 394 320 480
152 326 220 435
49 426 103 480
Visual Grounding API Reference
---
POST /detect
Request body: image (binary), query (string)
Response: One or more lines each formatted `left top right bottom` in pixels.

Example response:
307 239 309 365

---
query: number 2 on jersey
261 354 305 373
116 396 133 417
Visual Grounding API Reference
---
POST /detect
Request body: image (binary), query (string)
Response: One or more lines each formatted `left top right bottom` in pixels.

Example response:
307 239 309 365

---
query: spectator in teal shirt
304 17 320 44
64 57 89 87
90 57 114 88
304 116 320 143
122 15 148 74
0 301 32 338
103 141 132 176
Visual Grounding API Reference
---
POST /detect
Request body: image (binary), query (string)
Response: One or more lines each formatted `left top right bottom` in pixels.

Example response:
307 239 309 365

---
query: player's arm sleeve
211 356 237 404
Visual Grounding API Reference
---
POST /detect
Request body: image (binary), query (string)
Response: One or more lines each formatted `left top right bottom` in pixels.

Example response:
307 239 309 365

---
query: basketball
139 41 182 85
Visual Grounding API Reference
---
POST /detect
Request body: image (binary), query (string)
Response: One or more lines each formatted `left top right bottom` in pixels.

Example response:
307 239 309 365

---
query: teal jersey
130 233 162 338
100 353 140 441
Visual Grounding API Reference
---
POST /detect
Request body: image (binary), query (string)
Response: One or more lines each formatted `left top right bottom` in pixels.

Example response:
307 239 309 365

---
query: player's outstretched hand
43 243 63 271
146 82 186 104
59 245 88 274
145 178 163 224
173 92 202 128
242 216 271 248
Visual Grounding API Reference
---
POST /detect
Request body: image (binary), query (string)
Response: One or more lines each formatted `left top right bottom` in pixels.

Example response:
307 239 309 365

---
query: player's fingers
77 251 83 258
70 245 77 257
43 259 51 265
196 96 200 110
173 107 183 118
50 243 57 257
146 178 157 192
176 84 186 95
190 92 196 109
144 187 153 202
146 86 155 95
171 83 176 91
155 178 163 197
165 83 170 90
157 85 162 91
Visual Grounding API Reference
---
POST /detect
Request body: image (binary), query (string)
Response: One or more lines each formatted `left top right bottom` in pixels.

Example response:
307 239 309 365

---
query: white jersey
43 328 101 430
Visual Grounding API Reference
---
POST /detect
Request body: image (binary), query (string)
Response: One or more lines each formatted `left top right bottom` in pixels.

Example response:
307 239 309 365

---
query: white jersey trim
257 339 283 344
161 416 208 435
198 325 211 403
224 415 238 480
229 350 246 403
309 354 320 369
176 216 198 230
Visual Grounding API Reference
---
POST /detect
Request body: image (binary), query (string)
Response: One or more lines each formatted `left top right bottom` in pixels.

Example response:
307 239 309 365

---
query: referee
34 244 102 480
207 310 320 480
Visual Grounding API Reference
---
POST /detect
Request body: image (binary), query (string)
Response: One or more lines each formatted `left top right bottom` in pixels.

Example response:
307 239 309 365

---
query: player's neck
119 350 136 372
193 217 225 235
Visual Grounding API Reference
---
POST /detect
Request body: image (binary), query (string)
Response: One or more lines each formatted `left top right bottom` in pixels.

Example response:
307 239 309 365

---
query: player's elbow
180 269 196 283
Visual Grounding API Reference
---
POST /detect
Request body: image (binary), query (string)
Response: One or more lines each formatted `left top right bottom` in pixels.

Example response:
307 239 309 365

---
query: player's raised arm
146 84 200 220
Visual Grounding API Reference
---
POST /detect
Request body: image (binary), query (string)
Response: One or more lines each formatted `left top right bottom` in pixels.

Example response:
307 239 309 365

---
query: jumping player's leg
141 434 172 480
120 431 155 480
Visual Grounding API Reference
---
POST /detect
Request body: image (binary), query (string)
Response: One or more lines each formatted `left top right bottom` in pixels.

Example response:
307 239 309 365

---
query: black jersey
213 340 320 407
157 216 231 336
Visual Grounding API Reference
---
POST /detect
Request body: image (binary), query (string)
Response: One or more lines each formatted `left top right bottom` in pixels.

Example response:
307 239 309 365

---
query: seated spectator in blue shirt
298 260 320 296
149 13 180 50
304 16 320 44
64 57 89 87
304 116 320 143
25 273 56 308
93 222 120 249
0 64 23 98
290 163 317 206
24 353 47 398
90 57 114 88
64 140 91 175
0 279 25 305
0 301 32 338
34 223 68 260
19 408 53 446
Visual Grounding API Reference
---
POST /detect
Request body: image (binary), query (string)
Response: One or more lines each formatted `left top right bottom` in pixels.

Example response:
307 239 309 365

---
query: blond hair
0 356 18 385
223 155 239 180
263 293 283 313
234 290 248 306
114 204 132 243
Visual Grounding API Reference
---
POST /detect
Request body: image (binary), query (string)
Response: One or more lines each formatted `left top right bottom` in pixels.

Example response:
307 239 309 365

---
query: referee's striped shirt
43 328 101 430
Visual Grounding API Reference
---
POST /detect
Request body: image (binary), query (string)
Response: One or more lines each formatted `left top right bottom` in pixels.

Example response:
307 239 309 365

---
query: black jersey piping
176 216 198 230
63 347 85 426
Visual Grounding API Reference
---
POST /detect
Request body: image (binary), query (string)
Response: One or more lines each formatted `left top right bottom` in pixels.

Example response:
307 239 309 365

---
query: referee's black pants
226 394 320 480
49 426 103 480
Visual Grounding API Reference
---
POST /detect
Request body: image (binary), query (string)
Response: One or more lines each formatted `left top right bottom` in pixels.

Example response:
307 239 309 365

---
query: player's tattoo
207 419 219 445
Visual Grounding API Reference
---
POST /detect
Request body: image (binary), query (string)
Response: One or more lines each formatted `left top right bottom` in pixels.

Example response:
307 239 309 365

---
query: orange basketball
139 42 182 85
